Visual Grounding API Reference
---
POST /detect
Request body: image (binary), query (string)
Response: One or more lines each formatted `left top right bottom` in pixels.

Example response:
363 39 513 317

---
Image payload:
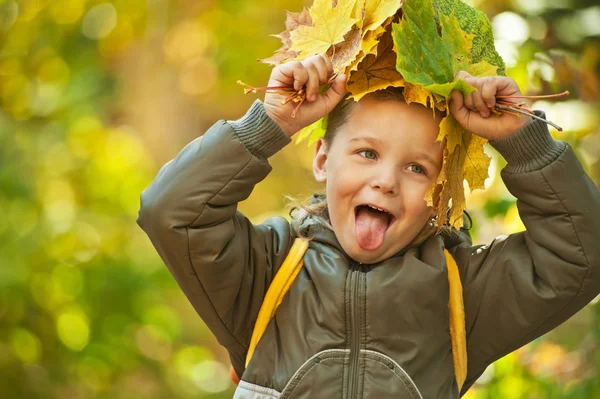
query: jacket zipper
348 262 363 399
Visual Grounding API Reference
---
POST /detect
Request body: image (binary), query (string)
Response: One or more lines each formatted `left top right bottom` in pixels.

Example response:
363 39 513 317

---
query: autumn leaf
437 113 463 153
362 24 386 56
403 82 434 108
295 114 328 146
358 0 406 33
345 20 391 76
426 116 491 228
392 0 497 98
329 26 363 73
426 143 467 228
254 0 504 230
347 26 405 101
259 9 312 65
288 0 359 61
462 132 490 191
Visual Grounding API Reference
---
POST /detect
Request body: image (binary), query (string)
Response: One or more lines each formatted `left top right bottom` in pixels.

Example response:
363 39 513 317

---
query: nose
370 167 398 195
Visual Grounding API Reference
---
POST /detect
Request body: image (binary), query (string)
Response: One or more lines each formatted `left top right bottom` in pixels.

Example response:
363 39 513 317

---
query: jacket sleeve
452 111 600 395
136 100 294 373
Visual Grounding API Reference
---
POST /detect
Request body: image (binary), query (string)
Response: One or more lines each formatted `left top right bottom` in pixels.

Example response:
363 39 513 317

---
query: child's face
313 97 444 264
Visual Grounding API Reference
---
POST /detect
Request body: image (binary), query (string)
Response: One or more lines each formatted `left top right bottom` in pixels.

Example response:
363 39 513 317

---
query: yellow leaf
361 0 405 33
289 0 359 58
347 26 405 101
329 26 363 74
437 114 463 154
466 59 498 77
462 132 490 191
361 25 384 55
426 128 491 229
345 50 365 75
352 0 366 27
403 82 433 108
259 9 312 65
343 22 388 76
441 146 467 228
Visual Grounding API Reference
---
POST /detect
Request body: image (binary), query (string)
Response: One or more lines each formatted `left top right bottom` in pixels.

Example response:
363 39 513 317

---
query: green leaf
391 0 497 98
295 115 328 146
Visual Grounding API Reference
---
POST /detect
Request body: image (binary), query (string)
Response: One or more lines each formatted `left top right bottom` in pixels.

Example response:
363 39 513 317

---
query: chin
346 243 390 265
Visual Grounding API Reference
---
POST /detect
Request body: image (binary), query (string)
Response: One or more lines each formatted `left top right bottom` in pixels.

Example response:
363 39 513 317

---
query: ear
312 138 328 183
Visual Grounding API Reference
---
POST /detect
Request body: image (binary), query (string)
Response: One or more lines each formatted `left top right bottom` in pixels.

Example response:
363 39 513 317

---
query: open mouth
354 204 395 226
354 204 395 251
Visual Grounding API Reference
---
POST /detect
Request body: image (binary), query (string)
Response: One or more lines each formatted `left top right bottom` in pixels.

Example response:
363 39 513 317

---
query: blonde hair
289 86 457 250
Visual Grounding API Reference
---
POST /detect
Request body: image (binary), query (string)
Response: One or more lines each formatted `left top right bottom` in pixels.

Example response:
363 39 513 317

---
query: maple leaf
426 143 467 229
433 0 506 75
328 26 363 73
391 0 502 229
462 131 490 191
254 0 504 230
355 0 406 33
295 114 328 147
259 9 312 65
345 19 391 76
347 26 405 101
403 82 434 108
392 0 497 98
288 0 359 61
426 116 491 228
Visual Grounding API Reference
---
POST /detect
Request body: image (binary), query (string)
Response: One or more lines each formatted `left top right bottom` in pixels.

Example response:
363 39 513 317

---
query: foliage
260 0 506 228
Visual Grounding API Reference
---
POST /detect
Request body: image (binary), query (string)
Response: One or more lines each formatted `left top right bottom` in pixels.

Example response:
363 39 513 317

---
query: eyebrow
348 136 385 146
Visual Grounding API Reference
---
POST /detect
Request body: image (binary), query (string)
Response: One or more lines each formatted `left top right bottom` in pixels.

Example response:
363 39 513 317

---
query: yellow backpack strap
245 238 310 368
444 249 467 392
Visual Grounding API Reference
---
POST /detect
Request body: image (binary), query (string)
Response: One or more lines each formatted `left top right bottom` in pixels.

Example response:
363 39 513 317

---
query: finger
481 78 498 109
277 62 308 92
464 92 475 111
455 70 472 81
321 74 347 113
495 77 520 97
463 76 489 117
311 54 329 84
449 89 468 124
471 87 490 117
305 63 320 101
320 53 334 79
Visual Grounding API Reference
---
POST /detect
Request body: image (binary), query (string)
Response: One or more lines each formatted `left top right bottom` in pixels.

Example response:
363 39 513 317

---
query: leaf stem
496 90 569 100
494 104 563 131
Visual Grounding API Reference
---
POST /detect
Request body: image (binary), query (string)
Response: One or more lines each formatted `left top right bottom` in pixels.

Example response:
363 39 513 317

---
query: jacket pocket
361 350 424 399
234 380 282 399
280 349 348 399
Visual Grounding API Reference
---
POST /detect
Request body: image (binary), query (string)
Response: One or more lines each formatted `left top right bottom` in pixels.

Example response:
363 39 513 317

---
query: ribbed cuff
226 99 291 159
489 110 566 174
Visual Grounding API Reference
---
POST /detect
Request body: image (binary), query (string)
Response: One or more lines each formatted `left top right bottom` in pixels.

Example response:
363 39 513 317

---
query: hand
263 54 347 138
449 71 530 141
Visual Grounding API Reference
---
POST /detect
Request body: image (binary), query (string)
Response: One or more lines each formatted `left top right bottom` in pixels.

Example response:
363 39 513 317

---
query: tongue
355 207 389 251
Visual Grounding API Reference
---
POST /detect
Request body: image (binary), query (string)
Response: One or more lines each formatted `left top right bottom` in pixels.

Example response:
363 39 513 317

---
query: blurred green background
0 0 599 398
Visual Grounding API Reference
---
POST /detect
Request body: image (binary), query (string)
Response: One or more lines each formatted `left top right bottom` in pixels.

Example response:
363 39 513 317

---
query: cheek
404 182 431 215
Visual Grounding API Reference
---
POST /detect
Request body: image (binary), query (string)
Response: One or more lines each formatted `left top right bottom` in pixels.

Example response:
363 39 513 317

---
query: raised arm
452 113 600 395
137 53 347 375
136 100 294 370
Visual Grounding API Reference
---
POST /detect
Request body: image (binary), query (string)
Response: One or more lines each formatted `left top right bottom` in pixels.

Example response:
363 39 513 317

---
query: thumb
322 74 347 113
449 89 468 127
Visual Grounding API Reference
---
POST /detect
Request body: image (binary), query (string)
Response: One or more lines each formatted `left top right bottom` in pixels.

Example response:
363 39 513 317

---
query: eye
407 164 426 175
358 149 378 160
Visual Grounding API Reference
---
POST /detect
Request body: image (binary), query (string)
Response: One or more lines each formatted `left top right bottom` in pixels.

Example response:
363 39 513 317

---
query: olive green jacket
137 100 600 398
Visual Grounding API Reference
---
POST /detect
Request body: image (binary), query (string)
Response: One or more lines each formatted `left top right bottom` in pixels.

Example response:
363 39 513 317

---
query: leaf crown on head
260 0 506 229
